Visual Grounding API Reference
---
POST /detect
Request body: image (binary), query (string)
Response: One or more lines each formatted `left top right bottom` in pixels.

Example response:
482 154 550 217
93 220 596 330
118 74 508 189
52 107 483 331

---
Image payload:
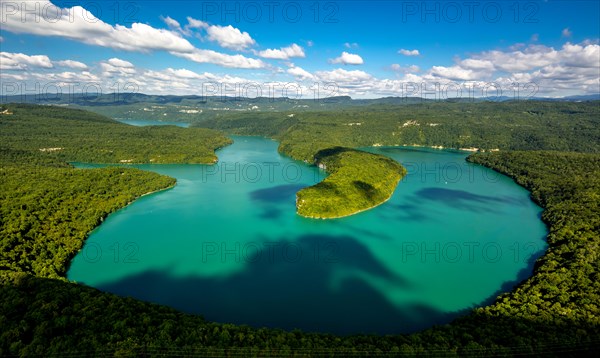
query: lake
115 119 190 127
67 136 547 335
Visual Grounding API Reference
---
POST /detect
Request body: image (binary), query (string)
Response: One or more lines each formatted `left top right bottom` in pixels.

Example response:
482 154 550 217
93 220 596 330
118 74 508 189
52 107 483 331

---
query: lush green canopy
1 102 599 355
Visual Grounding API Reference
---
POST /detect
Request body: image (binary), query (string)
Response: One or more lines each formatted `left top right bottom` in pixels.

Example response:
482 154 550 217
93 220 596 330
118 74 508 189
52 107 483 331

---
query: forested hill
196 100 600 161
3 93 599 123
0 103 231 164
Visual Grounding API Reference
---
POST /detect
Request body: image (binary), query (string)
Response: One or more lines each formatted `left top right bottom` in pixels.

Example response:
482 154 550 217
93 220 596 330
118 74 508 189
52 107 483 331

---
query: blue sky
1 0 599 98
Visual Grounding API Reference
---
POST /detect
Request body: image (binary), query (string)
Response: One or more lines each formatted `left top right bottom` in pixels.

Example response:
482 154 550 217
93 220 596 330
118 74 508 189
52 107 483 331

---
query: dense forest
197 100 600 161
1 102 599 355
0 104 232 164
6 92 599 123
296 147 406 218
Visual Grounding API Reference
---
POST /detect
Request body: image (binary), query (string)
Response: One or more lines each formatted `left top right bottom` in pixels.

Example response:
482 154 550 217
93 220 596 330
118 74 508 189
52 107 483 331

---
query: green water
67 136 547 334
115 119 190 127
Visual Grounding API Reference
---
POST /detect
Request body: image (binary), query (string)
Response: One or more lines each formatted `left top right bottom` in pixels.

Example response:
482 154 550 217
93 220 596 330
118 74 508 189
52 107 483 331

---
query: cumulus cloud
390 64 420 73
56 60 88 70
186 17 207 29
206 25 255 51
429 66 481 81
316 68 372 82
459 59 495 71
559 42 600 67
2 1 195 53
101 58 136 76
1 1 264 69
422 42 600 96
172 49 265 68
287 66 314 80
186 17 255 50
258 44 305 60
43 71 100 83
162 16 181 31
1 51 91 72
329 52 364 65
472 43 599 72
161 16 191 36
0 52 53 70
398 49 420 56
107 58 134 68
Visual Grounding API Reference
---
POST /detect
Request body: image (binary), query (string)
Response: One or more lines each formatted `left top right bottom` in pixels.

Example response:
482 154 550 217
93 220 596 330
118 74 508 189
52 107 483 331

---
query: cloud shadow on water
248 184 306 219
249 184 306 204
96 234 466 335
382 201 435 222
415 187 528 213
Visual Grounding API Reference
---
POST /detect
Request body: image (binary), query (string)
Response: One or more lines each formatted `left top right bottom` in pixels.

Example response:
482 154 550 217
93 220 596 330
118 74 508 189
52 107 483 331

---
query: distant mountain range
2 93 599 106
2 93 598 122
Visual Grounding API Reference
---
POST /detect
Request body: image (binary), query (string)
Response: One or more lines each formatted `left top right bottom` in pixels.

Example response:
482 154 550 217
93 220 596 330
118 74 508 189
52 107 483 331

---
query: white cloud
473 43 599 72
2 1 195 53
391 64 420 73
258 44 305 60
0 36 4 43
287 66 314 80
422 42 600 96
474 47 557 72
1 1 263 69
56 60 88 70
47 71 100 83
162 68 221 81
0 52 53 70
344 42 359 49
429 66 480 81
329 52 364 65
166 68 203 79
306 40 314 47
398 49 420 56
459 59 495 71
161 16 190 36
186 17 255 50
186 17 209 29
316 68 372 82
172 49 265 69
107 58 134 68
559 43 600 67
162 16 182 31
206 25 256 51
101 58 136 76
562 28 572 38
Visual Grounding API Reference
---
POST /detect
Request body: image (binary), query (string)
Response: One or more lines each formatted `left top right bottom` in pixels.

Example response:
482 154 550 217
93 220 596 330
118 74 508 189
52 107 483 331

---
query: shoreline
64 181 177 278
123 182 177 208
296 176 402 220
367 143 500 153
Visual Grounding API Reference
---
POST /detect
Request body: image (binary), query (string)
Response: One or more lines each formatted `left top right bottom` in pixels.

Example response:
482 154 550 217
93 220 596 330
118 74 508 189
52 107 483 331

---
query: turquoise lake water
115 119 190 127
67 136 547 335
